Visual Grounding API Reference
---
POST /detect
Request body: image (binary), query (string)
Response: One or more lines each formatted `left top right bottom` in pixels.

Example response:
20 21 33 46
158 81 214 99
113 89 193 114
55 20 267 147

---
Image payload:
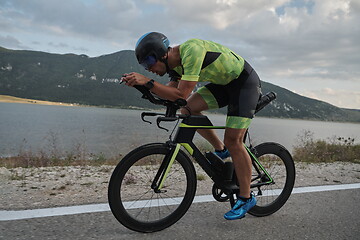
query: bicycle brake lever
140 112 151 124
156 117 178 132
143 119 152 124
157 121 169 132
141 112 162 124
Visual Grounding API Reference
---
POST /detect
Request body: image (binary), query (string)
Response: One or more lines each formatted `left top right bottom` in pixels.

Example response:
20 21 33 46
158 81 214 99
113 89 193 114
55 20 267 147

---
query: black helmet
135 32 170 64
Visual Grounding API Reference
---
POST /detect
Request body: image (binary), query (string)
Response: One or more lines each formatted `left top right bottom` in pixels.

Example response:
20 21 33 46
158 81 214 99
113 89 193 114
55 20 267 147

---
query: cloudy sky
1 0 359 109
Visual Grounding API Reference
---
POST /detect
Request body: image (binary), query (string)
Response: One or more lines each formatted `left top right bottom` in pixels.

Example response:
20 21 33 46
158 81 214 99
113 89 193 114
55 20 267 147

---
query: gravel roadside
1 162 359 210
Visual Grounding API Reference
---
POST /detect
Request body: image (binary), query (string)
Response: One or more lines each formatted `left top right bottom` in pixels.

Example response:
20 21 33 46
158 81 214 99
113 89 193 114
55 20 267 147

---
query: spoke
158 193 177 212
133 193 153 219
126 188 153 209
112 147 195 229
253 154 287 206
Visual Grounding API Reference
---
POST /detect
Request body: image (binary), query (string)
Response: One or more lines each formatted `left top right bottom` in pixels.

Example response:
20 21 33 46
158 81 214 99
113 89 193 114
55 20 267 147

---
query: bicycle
108 85 296 233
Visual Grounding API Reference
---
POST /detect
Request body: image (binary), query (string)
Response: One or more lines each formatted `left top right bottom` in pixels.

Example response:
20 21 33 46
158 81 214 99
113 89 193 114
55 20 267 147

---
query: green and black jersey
170 39 245 85
169 38 261 129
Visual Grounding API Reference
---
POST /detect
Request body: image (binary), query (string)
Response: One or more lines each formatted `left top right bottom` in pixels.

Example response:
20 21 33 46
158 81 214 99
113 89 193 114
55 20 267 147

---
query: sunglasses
140 55 157 70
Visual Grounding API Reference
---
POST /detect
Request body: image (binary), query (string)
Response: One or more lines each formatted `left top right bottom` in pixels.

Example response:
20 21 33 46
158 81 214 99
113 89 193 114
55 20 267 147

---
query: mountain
254 82 360 122
1 46 359 122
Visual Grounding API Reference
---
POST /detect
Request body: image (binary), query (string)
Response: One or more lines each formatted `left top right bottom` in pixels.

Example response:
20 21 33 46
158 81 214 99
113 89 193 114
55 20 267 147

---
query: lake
1 102 359 158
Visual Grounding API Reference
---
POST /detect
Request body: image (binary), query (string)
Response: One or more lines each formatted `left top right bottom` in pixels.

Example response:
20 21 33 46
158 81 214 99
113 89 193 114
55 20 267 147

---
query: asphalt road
1 188 359 240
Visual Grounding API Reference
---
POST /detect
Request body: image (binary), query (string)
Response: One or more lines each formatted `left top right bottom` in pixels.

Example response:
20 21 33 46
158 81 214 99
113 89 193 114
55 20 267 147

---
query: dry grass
1 129 359 169
0 153 121 168
293 130 360 163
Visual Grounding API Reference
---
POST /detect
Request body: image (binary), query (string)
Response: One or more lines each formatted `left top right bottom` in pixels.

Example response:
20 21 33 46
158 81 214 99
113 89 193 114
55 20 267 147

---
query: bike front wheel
249 142 295 217
108 143 197 233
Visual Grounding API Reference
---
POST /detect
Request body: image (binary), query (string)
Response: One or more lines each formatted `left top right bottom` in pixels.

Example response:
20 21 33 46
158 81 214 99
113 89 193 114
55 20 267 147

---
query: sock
238 195 251 202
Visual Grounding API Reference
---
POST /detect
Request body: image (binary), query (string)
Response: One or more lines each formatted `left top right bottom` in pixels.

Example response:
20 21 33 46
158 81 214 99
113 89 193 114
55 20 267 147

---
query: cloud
0 34 28 49
300 87 360 109
0 0 138 39
48 42 69 48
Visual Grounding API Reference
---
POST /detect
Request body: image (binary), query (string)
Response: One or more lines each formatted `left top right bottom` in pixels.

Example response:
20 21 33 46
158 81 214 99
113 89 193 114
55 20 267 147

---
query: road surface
1 184 359 240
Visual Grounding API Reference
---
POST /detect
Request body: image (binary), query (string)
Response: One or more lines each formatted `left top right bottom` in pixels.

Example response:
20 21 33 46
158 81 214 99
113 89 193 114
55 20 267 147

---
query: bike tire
248 142 295 217
108 143 197 233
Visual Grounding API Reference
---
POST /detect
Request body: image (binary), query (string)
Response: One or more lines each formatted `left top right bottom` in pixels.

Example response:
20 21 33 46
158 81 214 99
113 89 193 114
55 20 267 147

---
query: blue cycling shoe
224 195 257 220
214 148 230 159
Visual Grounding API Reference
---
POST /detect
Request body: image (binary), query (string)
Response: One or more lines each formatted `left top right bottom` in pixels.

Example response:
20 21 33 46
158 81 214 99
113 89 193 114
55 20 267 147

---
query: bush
293 130 360 163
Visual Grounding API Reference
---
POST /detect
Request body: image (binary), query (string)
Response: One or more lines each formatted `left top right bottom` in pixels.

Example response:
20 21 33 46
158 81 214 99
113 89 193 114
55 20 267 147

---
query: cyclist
122 32 261 220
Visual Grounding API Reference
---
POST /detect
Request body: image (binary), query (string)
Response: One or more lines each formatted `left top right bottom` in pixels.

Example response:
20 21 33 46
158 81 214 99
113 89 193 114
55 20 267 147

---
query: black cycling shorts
197 61 261 129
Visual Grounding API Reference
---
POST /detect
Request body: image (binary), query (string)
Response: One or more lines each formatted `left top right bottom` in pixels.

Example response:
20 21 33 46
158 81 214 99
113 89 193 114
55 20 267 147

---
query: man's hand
121 72 151 87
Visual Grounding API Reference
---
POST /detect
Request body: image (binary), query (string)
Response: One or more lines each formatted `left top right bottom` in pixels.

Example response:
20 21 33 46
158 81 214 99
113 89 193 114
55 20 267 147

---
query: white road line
1 183 359 221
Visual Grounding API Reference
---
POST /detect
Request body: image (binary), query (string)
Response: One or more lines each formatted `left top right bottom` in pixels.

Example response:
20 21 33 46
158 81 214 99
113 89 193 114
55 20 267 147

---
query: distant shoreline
0 95 147 110
1 94 359 124
0 95 78 107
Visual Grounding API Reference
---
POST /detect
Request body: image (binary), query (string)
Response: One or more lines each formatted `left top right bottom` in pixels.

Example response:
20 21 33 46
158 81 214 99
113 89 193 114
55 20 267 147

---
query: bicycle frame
108 87 295 232
151 114 274 195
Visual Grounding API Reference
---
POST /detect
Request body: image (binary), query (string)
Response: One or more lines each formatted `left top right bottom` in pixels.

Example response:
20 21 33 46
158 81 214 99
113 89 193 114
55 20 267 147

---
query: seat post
243 129 249 143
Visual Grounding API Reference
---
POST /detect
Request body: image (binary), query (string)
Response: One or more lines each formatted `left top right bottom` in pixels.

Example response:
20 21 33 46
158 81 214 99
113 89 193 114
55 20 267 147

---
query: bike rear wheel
108 143 197 233
249 142 295 216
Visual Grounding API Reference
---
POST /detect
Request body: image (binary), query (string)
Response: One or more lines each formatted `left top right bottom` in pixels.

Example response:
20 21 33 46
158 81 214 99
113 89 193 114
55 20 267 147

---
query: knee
180 107 191 114
180 106 202 115
180 107 196 115
224 137 241 152
180 107 188 115
224 131 246 152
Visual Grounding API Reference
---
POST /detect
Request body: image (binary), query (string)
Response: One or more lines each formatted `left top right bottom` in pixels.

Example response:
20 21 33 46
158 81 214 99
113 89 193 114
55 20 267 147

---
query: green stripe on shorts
196 86 219 109
226 116 252 129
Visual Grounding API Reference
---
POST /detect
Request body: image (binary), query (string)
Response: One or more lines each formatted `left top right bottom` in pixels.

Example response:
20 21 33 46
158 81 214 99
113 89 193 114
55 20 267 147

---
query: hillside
0 46 359 122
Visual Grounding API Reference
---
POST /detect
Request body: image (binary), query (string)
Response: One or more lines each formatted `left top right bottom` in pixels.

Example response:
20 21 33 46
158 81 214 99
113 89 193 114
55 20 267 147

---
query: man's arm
151 80 197 101
122 72 196 101
167 81 179 88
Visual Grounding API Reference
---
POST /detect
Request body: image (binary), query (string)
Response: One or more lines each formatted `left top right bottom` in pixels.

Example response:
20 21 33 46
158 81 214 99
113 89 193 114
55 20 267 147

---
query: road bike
108 85 296 233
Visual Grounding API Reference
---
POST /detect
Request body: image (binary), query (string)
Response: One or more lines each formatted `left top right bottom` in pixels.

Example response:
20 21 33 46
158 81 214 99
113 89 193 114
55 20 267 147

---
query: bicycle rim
108 144 196 232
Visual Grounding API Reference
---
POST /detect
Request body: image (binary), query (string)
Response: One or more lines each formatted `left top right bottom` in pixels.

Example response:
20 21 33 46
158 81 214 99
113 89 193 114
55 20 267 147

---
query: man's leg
182 92 224 151
224 127 251 198
223 127 257 220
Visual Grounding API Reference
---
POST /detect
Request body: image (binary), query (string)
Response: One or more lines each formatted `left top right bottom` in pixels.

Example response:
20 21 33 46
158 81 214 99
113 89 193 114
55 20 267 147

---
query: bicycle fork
151 143 181 193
